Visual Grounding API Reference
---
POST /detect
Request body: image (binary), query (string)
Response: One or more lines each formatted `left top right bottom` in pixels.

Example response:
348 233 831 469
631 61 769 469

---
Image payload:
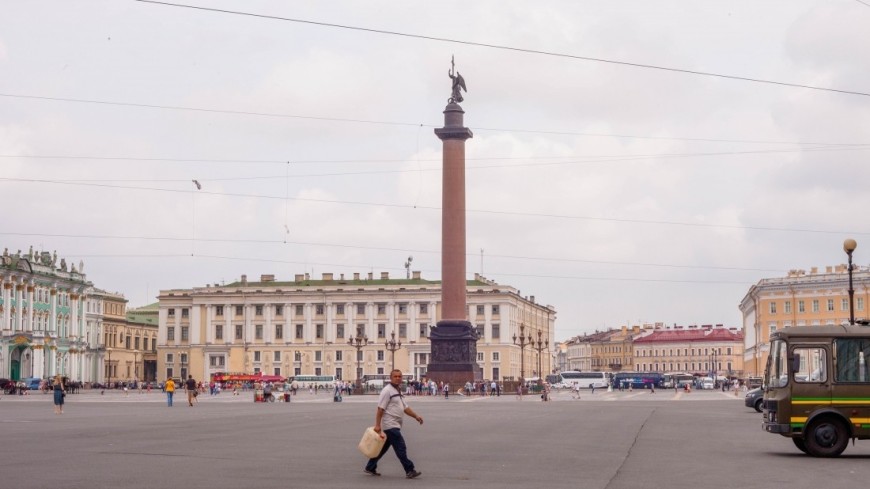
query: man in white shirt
364 370 424 479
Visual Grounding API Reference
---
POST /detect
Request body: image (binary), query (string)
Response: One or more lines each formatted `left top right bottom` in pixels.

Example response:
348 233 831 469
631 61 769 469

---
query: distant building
740 265 870 376
632 325 744 377
156 272 554 383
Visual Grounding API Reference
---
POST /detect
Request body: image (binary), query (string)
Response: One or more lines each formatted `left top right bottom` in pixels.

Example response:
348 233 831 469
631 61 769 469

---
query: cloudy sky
2 1 869 341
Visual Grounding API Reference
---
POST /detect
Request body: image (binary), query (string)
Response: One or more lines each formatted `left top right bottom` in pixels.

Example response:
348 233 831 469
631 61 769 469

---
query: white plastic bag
358 427 386 458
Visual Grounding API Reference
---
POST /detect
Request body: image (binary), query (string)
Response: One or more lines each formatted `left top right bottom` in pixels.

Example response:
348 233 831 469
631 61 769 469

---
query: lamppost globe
844 238 858 254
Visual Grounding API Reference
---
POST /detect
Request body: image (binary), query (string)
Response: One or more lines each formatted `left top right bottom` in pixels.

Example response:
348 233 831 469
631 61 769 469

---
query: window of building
180 353 188 364
335 367 343 380
799 300 805 313
166 353 174 363
255 305 263 316
398 304 407 314
134 337 140 350
357 304 365 315
377 304 386 315
254 351 261 362
215 325 223 340
273 367 281 376
336 324 345 339
419 304 427 314
492 367 500 380
492 324 500 339
377 324 385 339
336 350 343 361
316 324 323 339
168 308 175 317
209 355 225 368
255 324 263 340
336 304 344 315
377 350 384 361
492 352 500 361
357 324 365 337
769 323 776 335
399 323 407 338
275 325 283 339
294 367 301 376
167 327 175 341
316 304 324 315
166 368 174 379
492 305 500 315
295 324 304 339
216 305 224 316
859 297 865 312
784 301 792 314
827 299 835 312
812 300 819 313
476 352 484 362
253 367 260 375
235 305 243 316
181 308 189 318
275 305 283 316
419 324 427 337
294 351 302 362
274 351 281 362
842 298 849 312
769 302 777 314
476 305 484 315
475 324 484 338
295 305 304 316
234 325 242 340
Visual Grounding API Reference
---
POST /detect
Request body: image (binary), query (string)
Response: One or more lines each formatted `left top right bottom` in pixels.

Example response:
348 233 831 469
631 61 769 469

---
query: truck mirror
792 353 801 373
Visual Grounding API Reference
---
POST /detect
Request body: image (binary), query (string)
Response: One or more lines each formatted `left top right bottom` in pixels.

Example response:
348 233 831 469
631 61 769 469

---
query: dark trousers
366 428 414 474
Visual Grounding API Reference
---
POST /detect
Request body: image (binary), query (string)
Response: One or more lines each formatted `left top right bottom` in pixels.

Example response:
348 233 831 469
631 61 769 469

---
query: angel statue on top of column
448 56 467 104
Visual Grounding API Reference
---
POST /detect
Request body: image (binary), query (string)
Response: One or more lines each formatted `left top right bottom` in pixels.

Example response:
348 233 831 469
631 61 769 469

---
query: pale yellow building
632 325 744 377
740 265 870 376
589 326 642 373
156 272 554 383
94 291 158 385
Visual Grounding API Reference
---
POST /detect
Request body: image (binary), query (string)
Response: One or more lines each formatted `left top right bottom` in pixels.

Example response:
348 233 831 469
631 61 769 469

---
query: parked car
700 377 715 390
24 378 43 390
744 387 763 412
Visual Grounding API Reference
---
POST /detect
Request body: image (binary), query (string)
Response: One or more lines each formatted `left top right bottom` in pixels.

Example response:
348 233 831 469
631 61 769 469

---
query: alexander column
427 58 479 386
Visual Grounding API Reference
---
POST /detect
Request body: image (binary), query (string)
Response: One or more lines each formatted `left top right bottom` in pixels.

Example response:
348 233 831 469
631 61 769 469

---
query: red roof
633 328 743 343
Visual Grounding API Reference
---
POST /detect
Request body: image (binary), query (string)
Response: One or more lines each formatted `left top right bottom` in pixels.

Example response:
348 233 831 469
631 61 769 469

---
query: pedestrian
185 375 197 407
516 383 523 400
572 382 581 400
52 375 65 415
165 377 175 406
364 369 423 479
443 382 449 399
591 384 596 395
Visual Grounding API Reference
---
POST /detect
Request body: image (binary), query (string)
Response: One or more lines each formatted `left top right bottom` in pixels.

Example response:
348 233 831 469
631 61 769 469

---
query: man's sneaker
406 470 422 479
364 468 381 476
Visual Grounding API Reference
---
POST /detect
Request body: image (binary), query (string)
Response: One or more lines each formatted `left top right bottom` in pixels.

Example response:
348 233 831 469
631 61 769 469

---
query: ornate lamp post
385 330 402 371
347 335 369 387
845 238 858 325
710 350 718 386
532 330 548 385
106 347 113 388
512 324 530 381
133 349 140 384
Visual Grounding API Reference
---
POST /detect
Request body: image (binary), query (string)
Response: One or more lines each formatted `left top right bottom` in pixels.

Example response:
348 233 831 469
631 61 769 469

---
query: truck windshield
766 340 788 388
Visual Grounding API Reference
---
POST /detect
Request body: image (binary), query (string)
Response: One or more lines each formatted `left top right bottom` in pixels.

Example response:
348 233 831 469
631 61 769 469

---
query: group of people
461 380 501 397
163 375 199 407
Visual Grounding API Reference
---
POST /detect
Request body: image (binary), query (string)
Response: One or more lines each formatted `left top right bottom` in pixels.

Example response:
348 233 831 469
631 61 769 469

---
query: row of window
168 303 502 318
637 362 734 372
104 333 156 351
769 297 865 315
174 350 502 366
166 323 503 342
636 347 733 357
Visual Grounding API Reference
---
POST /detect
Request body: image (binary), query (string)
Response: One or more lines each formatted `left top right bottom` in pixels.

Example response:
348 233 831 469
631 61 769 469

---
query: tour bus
612 372 664 389
558 371 609 389
361 373 414 388
662 372 694 388
289 374 336 389
762 323 870 457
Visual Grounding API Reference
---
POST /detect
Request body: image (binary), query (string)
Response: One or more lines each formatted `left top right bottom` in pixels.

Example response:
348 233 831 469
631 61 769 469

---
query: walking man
364 369 423 479
165 377 175 407
186 375 197 407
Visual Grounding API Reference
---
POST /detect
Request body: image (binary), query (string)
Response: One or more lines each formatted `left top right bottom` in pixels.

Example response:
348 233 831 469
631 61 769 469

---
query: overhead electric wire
2 176 869 236
3 91 869 147
136 0 870 98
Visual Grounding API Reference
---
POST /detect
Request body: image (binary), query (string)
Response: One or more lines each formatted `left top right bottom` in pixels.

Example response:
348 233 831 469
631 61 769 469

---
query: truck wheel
754 398 763 413
804 417 848 457
792 437 808 454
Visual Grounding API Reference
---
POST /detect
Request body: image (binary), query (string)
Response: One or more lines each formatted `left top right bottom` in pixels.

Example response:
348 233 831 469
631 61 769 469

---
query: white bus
558 371 609 389
289 375 336 389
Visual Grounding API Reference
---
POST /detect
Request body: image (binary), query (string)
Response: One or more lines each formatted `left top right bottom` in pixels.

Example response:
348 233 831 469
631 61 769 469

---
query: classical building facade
632 326 744 377
156 272 554 383
0 248 91 380
740 265 870 376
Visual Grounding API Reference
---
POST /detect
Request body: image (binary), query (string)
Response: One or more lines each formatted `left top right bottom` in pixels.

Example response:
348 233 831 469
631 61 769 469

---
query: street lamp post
106 348 112 388
133 349 140 385
531 330 548 385
710 350 718 386
513 324 530 381
347 335 369 387
845 238 858 326
385 330 402 371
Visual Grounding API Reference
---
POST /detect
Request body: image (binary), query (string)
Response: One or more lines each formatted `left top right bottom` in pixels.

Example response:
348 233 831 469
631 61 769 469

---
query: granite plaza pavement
3 387 870 489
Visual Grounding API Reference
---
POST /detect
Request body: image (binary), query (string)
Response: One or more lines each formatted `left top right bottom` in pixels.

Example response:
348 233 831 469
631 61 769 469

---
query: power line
4 144 870 183
3 92 868 147
137 0 870 98
2 177 869 236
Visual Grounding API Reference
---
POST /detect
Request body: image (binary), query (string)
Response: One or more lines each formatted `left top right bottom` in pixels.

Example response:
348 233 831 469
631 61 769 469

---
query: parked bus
361 373 414 388
612 372 664 389
289 375 336 389
762 324 870 457
558 371 609 389
663 372 694 388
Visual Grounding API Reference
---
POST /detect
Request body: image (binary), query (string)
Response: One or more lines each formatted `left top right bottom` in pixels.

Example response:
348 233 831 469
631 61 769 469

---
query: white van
700 377 715 389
